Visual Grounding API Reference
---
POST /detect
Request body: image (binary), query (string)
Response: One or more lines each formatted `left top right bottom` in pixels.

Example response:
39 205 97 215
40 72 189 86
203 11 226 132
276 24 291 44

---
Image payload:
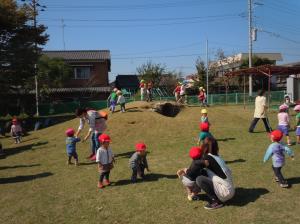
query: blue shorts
67 151 78 159
296 127 300 136
277 125 289 136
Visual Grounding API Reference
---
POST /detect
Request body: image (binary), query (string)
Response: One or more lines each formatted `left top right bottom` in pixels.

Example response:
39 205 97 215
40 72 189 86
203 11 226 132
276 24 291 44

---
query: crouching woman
196 138 235 210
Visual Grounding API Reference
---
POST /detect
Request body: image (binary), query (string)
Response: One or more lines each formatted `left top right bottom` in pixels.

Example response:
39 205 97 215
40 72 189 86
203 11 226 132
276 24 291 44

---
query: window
74 67 91 79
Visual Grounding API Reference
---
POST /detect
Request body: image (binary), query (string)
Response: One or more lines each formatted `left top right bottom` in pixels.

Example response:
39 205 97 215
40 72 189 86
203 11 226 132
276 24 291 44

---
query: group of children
139 80 153 102
65 109 149 189
107 88 126 113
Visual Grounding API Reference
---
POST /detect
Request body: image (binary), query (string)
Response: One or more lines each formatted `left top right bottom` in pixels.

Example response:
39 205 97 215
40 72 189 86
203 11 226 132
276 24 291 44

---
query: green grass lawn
1 102 299 224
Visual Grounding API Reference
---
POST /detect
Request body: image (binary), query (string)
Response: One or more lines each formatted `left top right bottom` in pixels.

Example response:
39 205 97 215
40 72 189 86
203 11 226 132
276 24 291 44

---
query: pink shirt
11 124 22 133
277 112 289 126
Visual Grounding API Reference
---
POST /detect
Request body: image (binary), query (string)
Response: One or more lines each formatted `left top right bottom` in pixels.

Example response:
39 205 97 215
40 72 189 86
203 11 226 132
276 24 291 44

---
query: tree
37 55 73 93
136 61 167 86
240 56 275 91
0 0 48 93
195 57 207 88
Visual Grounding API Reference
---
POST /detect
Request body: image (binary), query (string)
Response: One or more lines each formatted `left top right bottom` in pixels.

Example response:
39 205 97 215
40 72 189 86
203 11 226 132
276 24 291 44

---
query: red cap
189 146 202 159
135 142 147 152
98 134 111 143
199 122 209 132
270 130 283 142
65 128 75 137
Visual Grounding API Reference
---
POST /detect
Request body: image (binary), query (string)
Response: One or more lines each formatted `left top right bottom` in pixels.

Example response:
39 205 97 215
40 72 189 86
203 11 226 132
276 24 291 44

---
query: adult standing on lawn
248 89 272 133
75 108 107 161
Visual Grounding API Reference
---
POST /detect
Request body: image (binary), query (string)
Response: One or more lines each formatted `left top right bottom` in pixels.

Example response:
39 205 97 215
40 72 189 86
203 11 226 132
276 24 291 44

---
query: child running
129 142 150 183
10 118 22 144
198 122 214 145
108 88 118 113
65 128 81 166
277 104 292 146
294 105 300 144
177 146 204 201
263 130 294 188
96 134 115 189
116 90 126 113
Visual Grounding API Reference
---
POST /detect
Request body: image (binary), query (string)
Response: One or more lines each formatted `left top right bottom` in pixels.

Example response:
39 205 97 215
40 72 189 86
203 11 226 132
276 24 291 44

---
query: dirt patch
153 102 182 117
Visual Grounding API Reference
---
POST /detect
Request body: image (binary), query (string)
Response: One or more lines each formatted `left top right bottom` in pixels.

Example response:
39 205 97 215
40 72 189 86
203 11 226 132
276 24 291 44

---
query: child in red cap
197 122 214 145
263 130 294 188
177 146 204 201
10 118 22 144
129 142 150 183
65 128 81 165
96 134 115 188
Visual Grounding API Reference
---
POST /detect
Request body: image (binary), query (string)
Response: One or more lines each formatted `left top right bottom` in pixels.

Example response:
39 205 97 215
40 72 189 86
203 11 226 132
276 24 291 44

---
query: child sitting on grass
11 118 22 144
277 104 292 146
198 122 214 145
177 146 204 201
96 134 115 189
65 128 81 166
263 130 294 188
129 142 150 183
116 90 126 113
294 105 300 144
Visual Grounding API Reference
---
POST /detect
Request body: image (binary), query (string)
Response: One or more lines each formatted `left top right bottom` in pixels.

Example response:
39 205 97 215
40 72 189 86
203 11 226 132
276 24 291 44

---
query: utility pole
32 0 39 117
248 0 253 96
62 18 66 50
22 0 46 117
206 39 209 104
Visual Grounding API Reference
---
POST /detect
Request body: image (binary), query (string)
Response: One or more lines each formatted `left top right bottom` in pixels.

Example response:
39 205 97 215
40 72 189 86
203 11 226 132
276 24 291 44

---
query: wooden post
268 69 271 110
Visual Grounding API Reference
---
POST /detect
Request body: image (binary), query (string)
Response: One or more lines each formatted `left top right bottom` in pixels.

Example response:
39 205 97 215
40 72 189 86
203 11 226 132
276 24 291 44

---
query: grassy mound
1 102 299 224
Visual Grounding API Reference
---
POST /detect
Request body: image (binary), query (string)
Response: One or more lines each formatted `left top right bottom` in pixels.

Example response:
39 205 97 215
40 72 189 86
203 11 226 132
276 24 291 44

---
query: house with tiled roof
42 50 111 100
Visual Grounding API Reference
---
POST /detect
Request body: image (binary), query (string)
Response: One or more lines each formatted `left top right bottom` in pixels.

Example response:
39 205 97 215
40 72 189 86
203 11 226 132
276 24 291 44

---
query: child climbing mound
129 142 150 183
65 128 81 166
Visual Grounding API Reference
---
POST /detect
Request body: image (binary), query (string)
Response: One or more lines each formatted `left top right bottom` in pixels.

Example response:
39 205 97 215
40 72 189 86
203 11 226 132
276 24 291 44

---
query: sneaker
204 201 224 210
104 179 111 186
274 177 279 182
75 160 79 166
97 182 104 189
86 154 94 159
280 183 289 188
90 154 96 161
187 195 193 201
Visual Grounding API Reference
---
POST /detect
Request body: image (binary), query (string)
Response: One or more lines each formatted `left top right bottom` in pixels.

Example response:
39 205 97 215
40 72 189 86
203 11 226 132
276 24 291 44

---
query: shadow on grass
113 173 177 186
227 187 269 206
287 177 300 186
225 159 246 164
115 151 151 158
0 163 40 170
80 161 96 166
19 137 39 143
0 172 53 184
3 141 48 157
216 138 236 142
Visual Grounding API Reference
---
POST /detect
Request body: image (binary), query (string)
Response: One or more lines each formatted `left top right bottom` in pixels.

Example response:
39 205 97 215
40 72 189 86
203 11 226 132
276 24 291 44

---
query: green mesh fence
24 91 286 116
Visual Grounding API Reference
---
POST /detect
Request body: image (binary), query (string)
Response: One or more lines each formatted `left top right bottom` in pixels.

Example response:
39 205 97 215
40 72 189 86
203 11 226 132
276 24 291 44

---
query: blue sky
33 0 300 81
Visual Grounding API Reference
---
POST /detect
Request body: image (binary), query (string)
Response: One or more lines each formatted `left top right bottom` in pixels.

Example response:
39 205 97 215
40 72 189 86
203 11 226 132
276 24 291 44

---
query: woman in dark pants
248 89 272 133
196 138 235 210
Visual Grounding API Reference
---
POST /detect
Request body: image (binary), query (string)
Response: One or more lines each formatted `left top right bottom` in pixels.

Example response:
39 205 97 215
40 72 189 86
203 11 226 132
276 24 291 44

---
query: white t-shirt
117 95 126 104
254 96 267 118
96 147 114 165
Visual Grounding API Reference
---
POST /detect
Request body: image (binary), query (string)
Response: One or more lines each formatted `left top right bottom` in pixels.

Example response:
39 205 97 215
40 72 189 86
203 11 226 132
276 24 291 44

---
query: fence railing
2 91 285 117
